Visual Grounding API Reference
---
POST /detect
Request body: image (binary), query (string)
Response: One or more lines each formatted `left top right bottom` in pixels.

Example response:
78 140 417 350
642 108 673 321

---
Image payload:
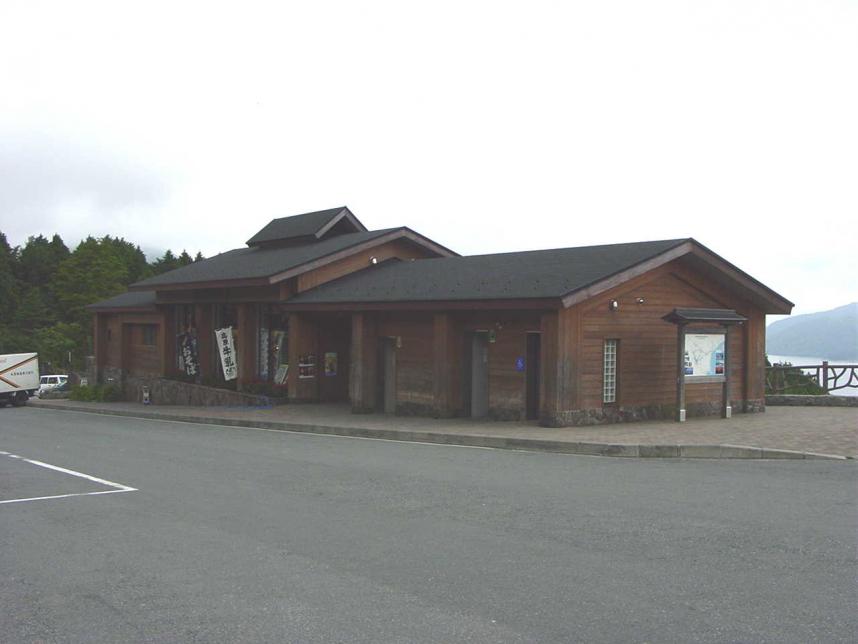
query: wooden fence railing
766 361 858 395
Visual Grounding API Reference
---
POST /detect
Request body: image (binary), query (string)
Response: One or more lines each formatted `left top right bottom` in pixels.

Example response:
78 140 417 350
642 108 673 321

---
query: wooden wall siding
156 285 281 305
378 315 435 413
317 317 351 403
296 239 438 294
105 315 122 368
126 323 161 376
576 266 755 411
372 311 542 418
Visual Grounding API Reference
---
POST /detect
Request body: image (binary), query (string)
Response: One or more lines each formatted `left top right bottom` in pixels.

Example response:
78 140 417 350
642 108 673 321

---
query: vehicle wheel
11 392 28 407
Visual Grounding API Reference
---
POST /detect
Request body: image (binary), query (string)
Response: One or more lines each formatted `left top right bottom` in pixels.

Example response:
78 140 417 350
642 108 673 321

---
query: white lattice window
603 339 618 403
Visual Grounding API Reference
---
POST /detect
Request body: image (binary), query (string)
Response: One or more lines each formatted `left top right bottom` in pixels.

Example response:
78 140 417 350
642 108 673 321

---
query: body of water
767 354 858 397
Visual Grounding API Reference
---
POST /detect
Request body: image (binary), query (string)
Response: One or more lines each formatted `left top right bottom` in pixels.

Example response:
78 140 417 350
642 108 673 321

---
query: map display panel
684 333 725 378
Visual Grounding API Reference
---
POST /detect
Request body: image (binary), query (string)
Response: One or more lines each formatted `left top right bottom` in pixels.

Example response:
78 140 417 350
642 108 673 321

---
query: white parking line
0 450 137 505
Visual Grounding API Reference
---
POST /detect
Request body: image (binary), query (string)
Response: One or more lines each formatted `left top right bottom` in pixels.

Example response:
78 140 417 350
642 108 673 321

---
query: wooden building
88 207 792 426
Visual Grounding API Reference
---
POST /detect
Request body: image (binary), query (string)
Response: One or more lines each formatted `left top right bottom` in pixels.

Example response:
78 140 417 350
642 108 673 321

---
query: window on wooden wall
603 339 618 404
142 325 158 346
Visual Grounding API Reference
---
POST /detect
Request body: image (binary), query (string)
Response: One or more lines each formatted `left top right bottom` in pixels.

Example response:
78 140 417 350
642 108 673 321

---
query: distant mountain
767 302 858 361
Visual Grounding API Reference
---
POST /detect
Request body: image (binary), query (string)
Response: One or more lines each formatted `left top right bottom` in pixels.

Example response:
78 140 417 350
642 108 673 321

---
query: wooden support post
349 312 378 413
676 323 686 422
93 313 105 383
159 307 174 377
822 360 830 392
742 312 766 411
236 303 257 389
722 325 731 418
432 313 456 417
539 310 561 426
194 304 214 380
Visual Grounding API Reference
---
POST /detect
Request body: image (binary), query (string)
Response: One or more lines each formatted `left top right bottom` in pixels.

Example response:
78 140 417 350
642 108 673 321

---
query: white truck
0 353 40 407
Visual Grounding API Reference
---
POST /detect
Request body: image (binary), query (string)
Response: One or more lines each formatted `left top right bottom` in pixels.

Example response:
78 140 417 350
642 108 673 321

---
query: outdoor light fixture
637 297 645 305
370 256 378 265
609 299 619 311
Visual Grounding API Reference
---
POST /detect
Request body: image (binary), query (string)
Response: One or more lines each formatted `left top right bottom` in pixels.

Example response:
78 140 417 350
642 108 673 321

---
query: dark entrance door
378 337 397 414
526 332 541 420
470 331 489 418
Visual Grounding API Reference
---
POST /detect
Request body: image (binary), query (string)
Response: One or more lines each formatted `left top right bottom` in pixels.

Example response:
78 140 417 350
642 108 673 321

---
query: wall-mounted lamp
636 297 645 305
609 299 619 312
369 256 378 265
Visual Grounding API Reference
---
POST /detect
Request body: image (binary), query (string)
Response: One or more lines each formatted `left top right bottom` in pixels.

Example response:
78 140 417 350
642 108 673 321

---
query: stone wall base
541 400 760 427
124 375 274 407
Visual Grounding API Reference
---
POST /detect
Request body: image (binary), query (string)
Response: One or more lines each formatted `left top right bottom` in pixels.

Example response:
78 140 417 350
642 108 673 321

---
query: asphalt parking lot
2 406 856 643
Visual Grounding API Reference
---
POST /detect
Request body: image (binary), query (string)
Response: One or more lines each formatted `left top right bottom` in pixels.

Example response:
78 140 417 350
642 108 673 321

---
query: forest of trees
0 231 202 373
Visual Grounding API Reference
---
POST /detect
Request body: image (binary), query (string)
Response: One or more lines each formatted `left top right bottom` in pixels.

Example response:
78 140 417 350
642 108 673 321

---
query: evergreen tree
0 232 19 327
52 237 129 329
103 236 150 283
16 234 69 287
151 249 179 275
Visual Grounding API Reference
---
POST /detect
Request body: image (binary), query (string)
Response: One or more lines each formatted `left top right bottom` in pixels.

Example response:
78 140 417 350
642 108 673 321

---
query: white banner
215 327 238 381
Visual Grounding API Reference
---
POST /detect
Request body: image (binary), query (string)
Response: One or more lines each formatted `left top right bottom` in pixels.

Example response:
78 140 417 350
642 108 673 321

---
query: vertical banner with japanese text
215 326 238 381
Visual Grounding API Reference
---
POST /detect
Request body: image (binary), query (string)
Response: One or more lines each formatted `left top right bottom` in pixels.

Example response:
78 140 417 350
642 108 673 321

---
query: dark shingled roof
246 207 364 246
87 290 157 310
288 238 690 304
131 228 399 289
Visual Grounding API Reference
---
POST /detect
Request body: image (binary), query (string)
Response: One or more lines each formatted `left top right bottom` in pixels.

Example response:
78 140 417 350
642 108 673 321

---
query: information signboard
683 333 725 378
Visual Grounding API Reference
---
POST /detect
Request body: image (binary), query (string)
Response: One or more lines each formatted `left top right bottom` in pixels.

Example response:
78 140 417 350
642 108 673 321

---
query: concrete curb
25 400 851 461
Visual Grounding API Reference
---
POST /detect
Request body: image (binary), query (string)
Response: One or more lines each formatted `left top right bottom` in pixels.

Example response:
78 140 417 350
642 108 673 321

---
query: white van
37 374 69 397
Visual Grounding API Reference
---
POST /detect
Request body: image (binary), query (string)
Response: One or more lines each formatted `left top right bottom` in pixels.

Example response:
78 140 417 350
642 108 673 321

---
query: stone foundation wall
124 375 275 407
767 394 857 407
541 400 760 427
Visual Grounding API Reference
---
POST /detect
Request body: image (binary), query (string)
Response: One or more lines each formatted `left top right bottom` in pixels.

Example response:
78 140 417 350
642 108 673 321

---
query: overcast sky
1 1 855 319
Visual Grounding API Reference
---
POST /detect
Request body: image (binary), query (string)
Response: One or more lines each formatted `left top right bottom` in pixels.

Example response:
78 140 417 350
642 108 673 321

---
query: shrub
69 384 98 401
69 383 125 402
101 383 124 402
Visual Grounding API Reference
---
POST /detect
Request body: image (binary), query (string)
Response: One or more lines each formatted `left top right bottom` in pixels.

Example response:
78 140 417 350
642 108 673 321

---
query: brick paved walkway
28 399 857 457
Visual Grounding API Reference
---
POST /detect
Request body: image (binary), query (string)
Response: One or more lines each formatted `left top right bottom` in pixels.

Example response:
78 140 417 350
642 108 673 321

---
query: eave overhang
279 297 563 313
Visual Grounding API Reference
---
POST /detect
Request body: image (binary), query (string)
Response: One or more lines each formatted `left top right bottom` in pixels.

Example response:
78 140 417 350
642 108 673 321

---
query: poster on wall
274 364 289 385
683 333 726 378
324 352 338 377
298 354 316 379
215 326 238 381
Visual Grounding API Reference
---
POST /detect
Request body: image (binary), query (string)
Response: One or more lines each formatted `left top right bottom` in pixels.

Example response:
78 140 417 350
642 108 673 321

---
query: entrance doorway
526 332 541 420
378 337 397 414
470 331 489 418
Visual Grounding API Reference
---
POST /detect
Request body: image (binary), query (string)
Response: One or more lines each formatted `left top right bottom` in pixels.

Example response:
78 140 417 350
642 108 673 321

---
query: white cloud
0 0 855 315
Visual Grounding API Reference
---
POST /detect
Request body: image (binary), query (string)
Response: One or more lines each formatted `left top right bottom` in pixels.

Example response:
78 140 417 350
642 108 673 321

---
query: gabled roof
287 239 690 306
87 290 157 311
246 207 366 246
129 227 457 291
285 238 793 314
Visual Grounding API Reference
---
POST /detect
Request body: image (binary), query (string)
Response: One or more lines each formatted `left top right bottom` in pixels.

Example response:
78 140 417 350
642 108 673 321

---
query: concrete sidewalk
26 398 856 459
